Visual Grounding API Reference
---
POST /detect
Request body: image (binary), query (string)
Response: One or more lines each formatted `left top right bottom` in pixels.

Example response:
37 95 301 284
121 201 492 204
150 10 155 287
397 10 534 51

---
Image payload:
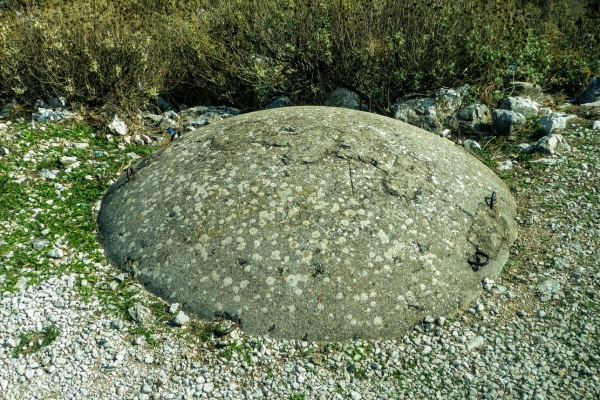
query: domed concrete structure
98 106 517 341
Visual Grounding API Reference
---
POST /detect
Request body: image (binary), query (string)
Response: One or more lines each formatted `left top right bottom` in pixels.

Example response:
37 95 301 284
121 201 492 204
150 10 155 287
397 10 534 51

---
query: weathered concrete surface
97 106 518 341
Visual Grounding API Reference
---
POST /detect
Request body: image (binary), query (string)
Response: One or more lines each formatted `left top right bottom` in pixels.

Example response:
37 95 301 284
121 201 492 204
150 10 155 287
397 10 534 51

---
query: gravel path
0 117 598 399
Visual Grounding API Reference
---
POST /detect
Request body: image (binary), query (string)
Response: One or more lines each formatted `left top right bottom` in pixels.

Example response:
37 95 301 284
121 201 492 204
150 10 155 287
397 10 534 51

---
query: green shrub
0 0 598 111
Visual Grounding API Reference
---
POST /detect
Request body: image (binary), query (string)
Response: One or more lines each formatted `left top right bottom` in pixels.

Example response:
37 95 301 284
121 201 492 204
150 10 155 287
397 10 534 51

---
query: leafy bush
0 0 598 111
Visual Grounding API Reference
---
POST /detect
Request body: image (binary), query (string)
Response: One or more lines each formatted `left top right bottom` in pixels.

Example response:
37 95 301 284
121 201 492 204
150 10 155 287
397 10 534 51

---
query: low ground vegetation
0 114 598 398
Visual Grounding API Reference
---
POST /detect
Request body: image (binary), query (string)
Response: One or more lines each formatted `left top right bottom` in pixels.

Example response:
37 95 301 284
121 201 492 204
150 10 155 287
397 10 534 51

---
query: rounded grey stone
97 106 517 341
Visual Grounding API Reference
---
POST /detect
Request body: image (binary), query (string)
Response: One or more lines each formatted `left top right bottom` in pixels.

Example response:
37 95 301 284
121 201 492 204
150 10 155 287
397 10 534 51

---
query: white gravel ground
0 116 599 400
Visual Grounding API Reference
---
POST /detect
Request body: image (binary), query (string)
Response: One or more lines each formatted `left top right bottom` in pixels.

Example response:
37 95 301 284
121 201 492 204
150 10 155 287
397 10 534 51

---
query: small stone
325 88 360 110
466 336 485 351
128 303 155 327
109 115 128 136
144 356 154 364
440 128 452 138
59 156 77 165
265 96 293 109
47 248 64 258
463 139 481 152
496 160 514 171
183 112 222 129
110 319 124 330
202 382 214 393
15 276 29 291
556 188 567 196
537 310 546 318
140 134 152 144
48 97 66 108
536 278 561 297
140 384 152 394
436 316 446 326
41 170 56 180
133 135 145 145
516 310 525 318
538 112 576 135
6 338 17 348
593 121 600 130
311 354 323 365
172 311 190 326
1 99 17 116
0 147 9 156
482 277 495 291
350 390 362 400
532 134 571 155
169 303 180 314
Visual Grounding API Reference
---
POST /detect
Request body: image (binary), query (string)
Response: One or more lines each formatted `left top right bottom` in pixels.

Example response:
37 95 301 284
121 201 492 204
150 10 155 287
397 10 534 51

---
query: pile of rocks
320 78 600 172
109 103 241 146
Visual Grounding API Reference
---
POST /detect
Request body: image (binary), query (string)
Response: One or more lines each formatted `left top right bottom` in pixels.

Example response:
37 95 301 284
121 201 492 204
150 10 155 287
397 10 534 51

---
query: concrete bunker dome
97 106 518 341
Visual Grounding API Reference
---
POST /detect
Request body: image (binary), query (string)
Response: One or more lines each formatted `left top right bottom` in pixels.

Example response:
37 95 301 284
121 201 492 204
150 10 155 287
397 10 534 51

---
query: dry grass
0 0 598 111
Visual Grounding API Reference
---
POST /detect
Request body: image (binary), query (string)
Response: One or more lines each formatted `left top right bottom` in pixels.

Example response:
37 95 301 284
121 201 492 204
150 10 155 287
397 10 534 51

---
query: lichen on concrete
98 106 517 341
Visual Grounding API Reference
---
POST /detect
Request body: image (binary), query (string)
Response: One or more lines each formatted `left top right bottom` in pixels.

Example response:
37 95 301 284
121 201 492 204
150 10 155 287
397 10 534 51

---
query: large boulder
580 76 600 104
97 107 518 341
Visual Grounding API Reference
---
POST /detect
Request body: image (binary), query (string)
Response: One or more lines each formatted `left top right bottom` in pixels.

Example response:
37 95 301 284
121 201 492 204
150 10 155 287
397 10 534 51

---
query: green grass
0 121 179 345
12 325 60 358
131 326 158 347
219 341 253 364
188 321 217 343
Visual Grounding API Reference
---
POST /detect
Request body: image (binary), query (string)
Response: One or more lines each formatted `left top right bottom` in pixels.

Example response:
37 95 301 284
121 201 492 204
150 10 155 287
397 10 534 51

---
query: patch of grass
519 119 547 141
289 394 305 400
220 341 252 364
117 288 139 321
131 326 157 347
0 174 27 222
188 321 216 342
147 298 170 323
12 325 60 357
